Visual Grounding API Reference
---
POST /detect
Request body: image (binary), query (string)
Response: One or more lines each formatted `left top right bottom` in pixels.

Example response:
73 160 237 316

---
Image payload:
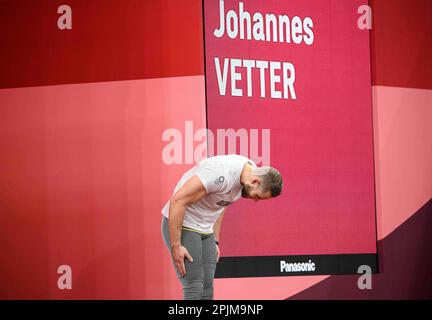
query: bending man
161 154 283 300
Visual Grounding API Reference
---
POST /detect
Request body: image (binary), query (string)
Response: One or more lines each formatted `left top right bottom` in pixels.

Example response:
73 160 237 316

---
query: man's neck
240 163 253 185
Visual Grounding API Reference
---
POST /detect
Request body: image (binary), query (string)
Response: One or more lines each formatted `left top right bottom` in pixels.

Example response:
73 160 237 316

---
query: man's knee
202 283 214 300
180 259 205 300
182 280 204 300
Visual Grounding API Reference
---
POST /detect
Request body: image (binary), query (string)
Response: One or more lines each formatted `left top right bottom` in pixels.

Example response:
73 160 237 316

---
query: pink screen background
204 0 377 256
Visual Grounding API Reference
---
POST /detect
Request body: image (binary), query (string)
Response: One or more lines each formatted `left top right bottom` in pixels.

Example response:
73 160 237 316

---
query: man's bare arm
213 208 226 243
169 175 207 276
213 209 225 263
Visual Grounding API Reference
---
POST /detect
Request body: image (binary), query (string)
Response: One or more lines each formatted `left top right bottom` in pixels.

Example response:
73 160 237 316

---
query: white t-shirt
161 154 257 233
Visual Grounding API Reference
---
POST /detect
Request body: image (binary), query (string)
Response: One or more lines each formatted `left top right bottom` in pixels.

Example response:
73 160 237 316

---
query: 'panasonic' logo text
280 260 316 273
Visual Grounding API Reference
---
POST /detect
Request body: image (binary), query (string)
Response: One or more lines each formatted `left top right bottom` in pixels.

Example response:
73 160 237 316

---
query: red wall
0 0 205 299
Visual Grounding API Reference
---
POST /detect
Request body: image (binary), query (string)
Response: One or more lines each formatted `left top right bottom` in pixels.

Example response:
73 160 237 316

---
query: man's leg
201 233 217 300
161 216 205 300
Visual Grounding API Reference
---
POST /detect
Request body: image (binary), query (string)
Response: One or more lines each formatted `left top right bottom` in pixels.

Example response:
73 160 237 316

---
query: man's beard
241 184 253 198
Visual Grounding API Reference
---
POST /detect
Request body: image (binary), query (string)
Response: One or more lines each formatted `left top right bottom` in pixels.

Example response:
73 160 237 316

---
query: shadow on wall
289 198 432 299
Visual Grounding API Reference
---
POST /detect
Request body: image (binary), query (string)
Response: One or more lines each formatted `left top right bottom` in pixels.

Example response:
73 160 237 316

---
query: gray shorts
161 215 217 300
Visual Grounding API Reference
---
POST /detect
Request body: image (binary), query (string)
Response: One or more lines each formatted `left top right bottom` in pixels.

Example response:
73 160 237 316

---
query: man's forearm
168 199 186 249
213 209 226 241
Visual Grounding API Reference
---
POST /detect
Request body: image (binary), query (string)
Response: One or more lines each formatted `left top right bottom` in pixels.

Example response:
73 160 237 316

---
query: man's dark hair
253 167 283 197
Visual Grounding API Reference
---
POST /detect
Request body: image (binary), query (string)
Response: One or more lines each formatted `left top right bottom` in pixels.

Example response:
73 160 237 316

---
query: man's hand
171 244 193 277
215 244 220 262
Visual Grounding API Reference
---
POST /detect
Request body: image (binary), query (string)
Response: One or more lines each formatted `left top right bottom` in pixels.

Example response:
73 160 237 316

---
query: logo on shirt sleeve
214 176 225 185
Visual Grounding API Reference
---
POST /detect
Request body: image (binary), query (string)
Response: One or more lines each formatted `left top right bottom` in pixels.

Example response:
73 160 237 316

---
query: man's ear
251 176 261 185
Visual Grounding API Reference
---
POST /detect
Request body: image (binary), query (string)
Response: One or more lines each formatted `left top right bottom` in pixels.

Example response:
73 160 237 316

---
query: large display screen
203 0 378 277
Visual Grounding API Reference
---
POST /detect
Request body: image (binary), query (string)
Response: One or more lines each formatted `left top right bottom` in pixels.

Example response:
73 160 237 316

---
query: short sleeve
195 166 228 194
